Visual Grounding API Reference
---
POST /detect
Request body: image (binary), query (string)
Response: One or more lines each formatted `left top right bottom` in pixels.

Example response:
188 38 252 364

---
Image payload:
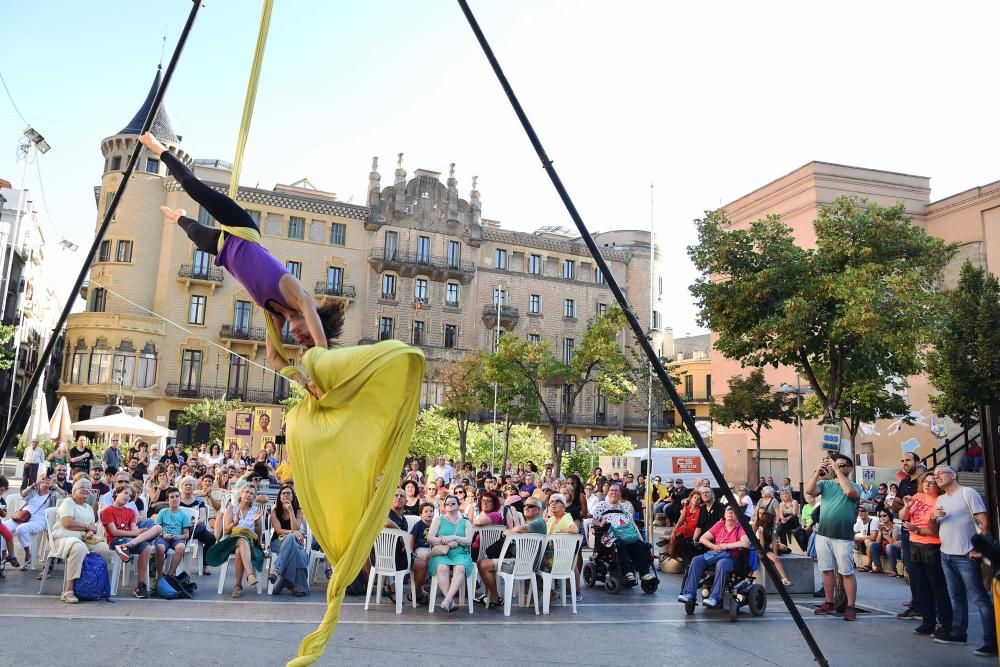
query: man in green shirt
805 454 861 621
476 498 547 608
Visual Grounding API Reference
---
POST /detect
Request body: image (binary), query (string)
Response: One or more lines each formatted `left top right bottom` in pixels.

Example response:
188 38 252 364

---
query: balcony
482 304 519 330
444 299 460 310
164 383 288 404
67 312 165 337
314 282 357 301
219 324 303 348
368 247 476 284
414 297 431 310
177 264 224 294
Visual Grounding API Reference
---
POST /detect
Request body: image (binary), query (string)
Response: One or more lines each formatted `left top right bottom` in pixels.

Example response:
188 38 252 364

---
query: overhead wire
0 70 29 125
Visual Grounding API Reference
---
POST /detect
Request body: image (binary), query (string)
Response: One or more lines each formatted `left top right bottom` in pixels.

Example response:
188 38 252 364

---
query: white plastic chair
304 522 327 585
364 528 415 614
471 525 505 589
6 493 45 570
538 534 581 614
37 507 65 594
428 564 476 614
178 506 203 575
405 515 419 531
496 534 544 616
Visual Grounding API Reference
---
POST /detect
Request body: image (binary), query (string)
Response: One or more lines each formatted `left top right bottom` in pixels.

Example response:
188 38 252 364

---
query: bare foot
139 131 166 156
160 206 186 222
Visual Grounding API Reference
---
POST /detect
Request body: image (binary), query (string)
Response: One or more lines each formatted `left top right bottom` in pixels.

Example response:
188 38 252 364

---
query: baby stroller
582 509 659 594
683 548 766 622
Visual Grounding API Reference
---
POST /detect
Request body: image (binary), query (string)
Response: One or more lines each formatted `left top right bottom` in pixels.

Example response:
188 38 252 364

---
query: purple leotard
216 235 290 315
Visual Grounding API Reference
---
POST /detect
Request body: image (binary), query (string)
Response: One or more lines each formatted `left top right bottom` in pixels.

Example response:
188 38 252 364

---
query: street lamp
778 376 815 502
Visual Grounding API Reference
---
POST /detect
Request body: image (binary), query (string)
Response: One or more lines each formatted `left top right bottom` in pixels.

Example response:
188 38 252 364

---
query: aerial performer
138 131 425 665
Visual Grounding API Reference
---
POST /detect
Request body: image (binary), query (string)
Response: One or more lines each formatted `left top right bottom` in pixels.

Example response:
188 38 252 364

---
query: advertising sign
671 456 703 474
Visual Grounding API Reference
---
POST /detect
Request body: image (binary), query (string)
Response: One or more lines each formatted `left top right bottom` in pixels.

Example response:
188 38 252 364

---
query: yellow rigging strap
228 0 274 200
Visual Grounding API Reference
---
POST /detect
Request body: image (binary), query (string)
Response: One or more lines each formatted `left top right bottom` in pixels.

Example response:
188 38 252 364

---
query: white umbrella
49 396 73 444
71 412 174 438
22 384 50 444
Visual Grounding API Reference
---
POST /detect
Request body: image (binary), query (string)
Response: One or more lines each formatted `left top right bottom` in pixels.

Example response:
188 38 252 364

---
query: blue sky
3 1 1000 336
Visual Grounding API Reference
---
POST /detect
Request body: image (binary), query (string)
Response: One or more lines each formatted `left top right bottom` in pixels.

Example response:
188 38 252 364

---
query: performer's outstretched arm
266 314 321 399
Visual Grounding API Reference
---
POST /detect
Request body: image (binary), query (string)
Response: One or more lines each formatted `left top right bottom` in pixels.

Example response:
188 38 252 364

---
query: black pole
979 402 1000 542
0 0 203 459
455 2 829 665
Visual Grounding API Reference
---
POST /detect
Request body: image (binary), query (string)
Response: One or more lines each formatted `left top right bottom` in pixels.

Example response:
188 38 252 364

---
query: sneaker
625 572 637 584
843 606 857 621
60 591 79 604
134 583 149 599
703 597 719 608
931 626 951 640
897 608 921 620
913 625 934 636
576 590 583 603
974 645 998 657
933 631 968 645
677 593 692 603
641 572 657 582
814 601 836 615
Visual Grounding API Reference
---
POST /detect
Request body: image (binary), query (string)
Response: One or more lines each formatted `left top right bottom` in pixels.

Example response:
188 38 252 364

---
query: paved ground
0 556 992 667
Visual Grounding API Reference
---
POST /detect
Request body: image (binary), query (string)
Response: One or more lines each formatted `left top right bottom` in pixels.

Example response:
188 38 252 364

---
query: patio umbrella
48 396 73 444
71 412 174 438
21 384 51 445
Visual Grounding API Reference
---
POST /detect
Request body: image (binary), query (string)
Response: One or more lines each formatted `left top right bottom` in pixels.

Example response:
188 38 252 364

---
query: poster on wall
254 407 273 434
234 412 252 436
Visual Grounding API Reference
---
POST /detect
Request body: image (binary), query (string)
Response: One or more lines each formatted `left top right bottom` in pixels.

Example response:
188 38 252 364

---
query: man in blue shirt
153 487 191 585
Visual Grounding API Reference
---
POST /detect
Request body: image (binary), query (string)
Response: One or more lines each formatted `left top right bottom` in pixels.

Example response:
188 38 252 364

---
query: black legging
162 151 258 255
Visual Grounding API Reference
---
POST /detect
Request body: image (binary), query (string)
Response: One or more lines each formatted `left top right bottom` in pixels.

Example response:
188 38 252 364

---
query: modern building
59 67 668 449
709 161 995 486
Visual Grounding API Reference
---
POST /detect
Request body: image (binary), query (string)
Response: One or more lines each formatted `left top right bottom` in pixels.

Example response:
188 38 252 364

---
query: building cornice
481 227 632 262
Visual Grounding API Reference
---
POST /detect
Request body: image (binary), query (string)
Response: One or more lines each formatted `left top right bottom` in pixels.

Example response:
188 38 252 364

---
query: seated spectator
756 486 778 517
960 440 984 473
476 497 548 608
775 489 800 551
753 506 792 587
268 483 308 596
178 476 217 557
733 485 754 518
884 483 897 509
102 484 163 598
194 474 223 529
455 484 473 517
378 488 410 600
99 471 134 506
677 506 751 607
51 479 115 603
520 472 537 498
665 480 688 523
89 465 109 496
408 502 435 604
777 477 795 498
592 484 656 584
694 487 725 542
152 487 191 586
206 485 264 598
426 494 474 612
52 464 72 498
868 508 901 577
399 479 420 516
852 506 880 572
794 493 817 553
145 466 170 515
0 476 16 572
546 493 580 535
666 490 704 560
2 474 56 569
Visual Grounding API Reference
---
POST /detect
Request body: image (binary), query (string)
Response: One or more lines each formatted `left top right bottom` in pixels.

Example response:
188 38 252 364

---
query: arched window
136 343 157 389
88 338 112 384
112 340 136 388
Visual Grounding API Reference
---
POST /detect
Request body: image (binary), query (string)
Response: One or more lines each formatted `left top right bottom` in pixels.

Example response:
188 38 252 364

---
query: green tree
408 406 460 462
710 368 795 481
656 428 698 448
799 369 913 449
928 261 1000 426
177 396 243 446
439 353 486 469
479 347 542 472
489 306 634 475
689 196 956 429
598 434 637 457
468 423 549 469
0 325 14 370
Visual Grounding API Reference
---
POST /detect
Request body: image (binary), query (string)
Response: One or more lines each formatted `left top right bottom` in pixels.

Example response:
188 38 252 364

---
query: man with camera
806 453 862 621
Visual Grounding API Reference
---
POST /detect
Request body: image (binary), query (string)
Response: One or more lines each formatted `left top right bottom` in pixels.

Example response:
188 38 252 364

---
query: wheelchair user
677 505 751 607
591 483 657 584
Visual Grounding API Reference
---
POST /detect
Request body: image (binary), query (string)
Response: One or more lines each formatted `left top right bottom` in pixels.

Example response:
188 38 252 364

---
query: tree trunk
550 419 560 477
751 433 762 484
458 417 468 470
500 414 512 476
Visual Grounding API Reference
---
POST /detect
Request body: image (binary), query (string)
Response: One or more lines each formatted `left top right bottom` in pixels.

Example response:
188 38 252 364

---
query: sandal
268 572 278 585
115 544 132 563
887 571 898 577
781 578 792 587
231 585 242 599
5 555 20 569
381 584 395 602
246 574 258 588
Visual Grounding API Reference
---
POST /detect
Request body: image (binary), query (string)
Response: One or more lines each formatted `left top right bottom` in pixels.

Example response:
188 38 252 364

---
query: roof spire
117 66 179 143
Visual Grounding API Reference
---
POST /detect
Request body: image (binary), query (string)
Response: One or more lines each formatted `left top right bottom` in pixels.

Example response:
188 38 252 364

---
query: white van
624 447 726 489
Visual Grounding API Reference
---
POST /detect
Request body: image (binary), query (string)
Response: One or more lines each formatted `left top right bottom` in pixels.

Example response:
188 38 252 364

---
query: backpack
609 519 641 545
162 572 197 599
74 552 111 601
156 576 182 600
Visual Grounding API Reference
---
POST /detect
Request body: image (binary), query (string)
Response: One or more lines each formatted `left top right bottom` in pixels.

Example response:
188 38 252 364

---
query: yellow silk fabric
285 340 425 666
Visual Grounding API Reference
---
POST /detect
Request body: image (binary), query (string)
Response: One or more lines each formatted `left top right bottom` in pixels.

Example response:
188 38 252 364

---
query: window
227 353 250 398
495 248 508 269
563 259 575 280
112 344 135 388
658 276 663 296
192 250 211 276
90 287 107 312
70 345 88 384
188 295 206 325
198 206 215 228
115 240 133 263
561 434 577 453
447 240 461 268
529 294 541 314
529 254 542 275
288 216 305 240
596 388 607 422
417 236 430 263
326 266 343 293
329 222 346 246
88 343 111 384
247 210 261 226
104 191 116 215
136 343 157 389
414 278 428 304
444 324 457 349
684 375 694 400
233 300 252 334
652 310 662 330
179 350 202 395
274 369 291 403
98 240 111 262
145 157 159 174
706 374 712 399
382 274 397 300
597 302 608 316
493 288 508 306
563 338 575 364
527 333 541 343
564 299 576 318
378 317 394 341
595 267 606 284
110 156 122 171
561 384 573 416
384 230 399 259
412 320 425 346
286 260 302 279
445 283 459 308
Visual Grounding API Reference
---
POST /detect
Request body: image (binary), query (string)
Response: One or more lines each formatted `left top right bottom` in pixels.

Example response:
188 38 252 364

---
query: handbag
702 549 730 566
11 509 30 524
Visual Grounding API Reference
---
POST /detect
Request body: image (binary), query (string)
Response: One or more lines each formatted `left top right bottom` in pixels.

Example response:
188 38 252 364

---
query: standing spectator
102 484 163 598
2 475 55 568
431 457 450 485
102 438 122 473
899 473 952 638
404 459 424 485
895 451 923 619
928 465 996 656
853 507 880 572
475 461 491 489
51 478 115 603
665 479 688 525
69 436 94 473
806 454 862 621
959 441 983 473
47 443 70 468
20 438 44 490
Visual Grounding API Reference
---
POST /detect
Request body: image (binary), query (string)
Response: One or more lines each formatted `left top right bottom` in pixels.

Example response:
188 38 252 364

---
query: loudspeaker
194 422 210 444
275 435 286 445
176 424 192 445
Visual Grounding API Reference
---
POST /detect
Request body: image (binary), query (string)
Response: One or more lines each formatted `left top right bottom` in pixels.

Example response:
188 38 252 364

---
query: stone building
60 67 667 450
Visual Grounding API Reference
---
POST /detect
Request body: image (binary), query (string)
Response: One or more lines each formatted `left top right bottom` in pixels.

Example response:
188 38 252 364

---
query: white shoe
703 596 718 608
641 572 657 582
677 593 692 603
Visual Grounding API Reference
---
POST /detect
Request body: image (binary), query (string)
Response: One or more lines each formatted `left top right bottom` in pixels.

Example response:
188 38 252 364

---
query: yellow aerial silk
285 339 425 666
